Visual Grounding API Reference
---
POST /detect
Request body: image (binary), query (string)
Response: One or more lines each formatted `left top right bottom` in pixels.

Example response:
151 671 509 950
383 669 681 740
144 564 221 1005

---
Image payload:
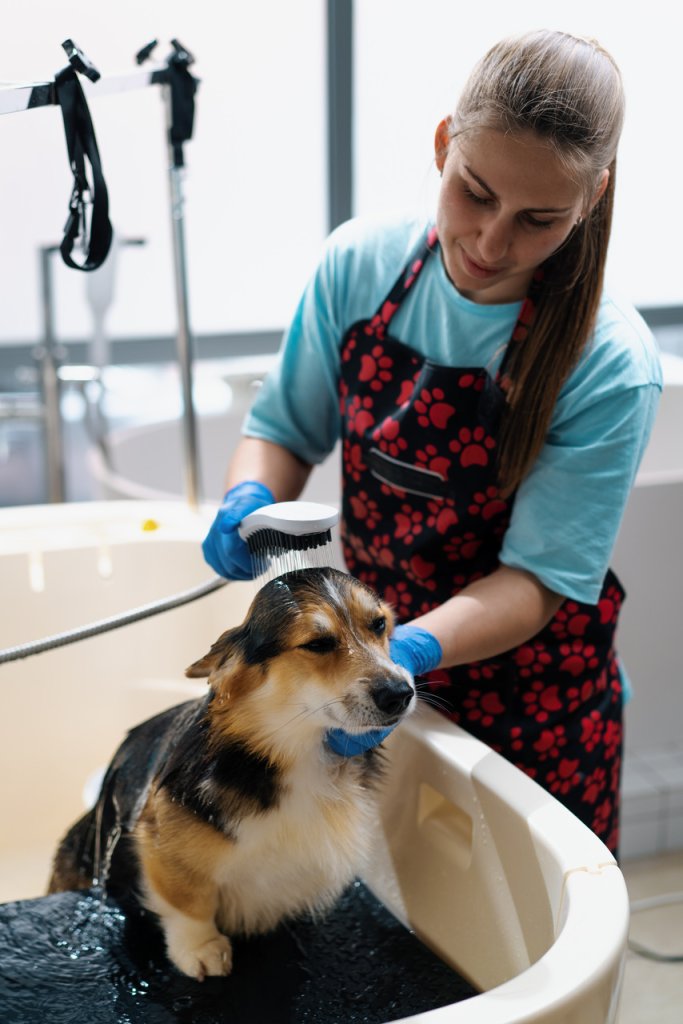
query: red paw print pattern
462 689 506 727
559 641 600 678
582 766 607 805
599 585 623 626
458 372 484 392
399 554 437 592
359 345 394 392
513 642 552 678
372 417 409 458
367 534 396 571
468 486 508 521
364 299 400 341
394 504 425 544
603 719 622 759
413 387 456 429
383 580 413 619
346 394 375 435
546 758 581 796
580 710 604 753
341 333 358 364
342 439 366 483
349 491 380 531
449 426 496 468
522 681 563 723
415 444 451 480
444 532 482 561
550 601 592 640
533 725 567 762
565 679 595 714
425 498 458 535
592 798 614 836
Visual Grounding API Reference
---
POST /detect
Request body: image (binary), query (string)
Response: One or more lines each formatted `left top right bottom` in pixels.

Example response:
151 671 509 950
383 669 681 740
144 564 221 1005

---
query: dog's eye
369 616 387 636
300 636 338 654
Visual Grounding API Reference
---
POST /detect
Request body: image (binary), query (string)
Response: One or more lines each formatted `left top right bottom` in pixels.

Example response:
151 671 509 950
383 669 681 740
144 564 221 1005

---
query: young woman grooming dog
203 30 662 856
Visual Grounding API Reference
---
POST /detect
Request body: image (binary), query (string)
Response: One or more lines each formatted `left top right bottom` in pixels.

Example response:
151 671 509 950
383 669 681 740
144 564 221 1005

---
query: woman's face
435 125 600 304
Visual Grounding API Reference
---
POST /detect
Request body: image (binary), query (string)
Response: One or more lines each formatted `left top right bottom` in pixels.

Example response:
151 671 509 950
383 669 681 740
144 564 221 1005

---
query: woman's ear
589 168 610 210
434 117 451 173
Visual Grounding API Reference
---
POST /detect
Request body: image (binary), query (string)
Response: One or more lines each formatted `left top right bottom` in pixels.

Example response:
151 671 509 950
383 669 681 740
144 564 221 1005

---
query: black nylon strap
166 57 197 168
54 66 113 271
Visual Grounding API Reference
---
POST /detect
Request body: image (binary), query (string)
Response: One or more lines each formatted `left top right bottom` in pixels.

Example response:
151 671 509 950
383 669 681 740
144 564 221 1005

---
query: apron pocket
366 447 450 500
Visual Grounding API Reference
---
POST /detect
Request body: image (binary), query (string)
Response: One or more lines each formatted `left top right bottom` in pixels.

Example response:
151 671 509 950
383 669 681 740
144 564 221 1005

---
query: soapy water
0 881 477 1024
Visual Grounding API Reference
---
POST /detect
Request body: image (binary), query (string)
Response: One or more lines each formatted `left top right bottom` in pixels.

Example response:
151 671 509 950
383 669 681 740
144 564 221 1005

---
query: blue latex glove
326 623 442 757
202 480 275 580
388 622 443 678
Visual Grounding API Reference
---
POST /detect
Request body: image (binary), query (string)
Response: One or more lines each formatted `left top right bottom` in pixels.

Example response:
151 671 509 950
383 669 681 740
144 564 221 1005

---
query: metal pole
327 0 354 231
163 83 200 510
38 246 66 502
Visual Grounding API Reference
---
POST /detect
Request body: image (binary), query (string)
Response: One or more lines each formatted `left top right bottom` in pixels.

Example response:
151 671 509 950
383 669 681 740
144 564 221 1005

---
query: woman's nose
477 215 512 264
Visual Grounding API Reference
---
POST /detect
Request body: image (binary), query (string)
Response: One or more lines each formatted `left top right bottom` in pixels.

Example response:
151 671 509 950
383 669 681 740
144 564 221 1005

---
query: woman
202 30 662 855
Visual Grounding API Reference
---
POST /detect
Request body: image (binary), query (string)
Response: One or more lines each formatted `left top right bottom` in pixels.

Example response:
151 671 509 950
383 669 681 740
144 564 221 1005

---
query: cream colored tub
0 500 628 1023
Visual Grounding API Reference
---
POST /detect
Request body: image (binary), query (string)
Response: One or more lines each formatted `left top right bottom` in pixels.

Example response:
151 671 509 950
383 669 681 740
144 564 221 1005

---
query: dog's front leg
136 804 233 980
151 888 233 981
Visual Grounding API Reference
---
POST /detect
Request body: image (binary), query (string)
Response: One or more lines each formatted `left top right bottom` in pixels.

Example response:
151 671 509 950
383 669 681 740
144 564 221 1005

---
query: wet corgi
49 567 415 980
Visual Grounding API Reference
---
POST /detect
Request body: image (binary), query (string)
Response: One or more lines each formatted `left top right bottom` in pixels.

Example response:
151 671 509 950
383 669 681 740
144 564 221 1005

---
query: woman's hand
202 480 275 579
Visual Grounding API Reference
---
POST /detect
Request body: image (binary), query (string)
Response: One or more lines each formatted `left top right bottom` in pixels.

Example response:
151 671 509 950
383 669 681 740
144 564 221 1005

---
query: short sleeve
500 381 661 603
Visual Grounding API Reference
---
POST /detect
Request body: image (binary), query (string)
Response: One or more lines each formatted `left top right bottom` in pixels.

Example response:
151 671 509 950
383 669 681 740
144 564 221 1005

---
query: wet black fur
49 696 283 899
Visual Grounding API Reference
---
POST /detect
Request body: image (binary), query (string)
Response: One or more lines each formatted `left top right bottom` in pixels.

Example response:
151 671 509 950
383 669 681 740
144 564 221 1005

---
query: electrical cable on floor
0 576 228 666
628 891 683 962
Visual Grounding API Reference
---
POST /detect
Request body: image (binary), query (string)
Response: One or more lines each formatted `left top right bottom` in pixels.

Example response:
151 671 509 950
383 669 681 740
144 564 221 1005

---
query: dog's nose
370 678 414 717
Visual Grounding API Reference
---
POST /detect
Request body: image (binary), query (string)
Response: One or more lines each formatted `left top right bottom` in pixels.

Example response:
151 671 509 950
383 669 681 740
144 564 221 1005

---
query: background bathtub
0 500 628 1023
612 353 683 752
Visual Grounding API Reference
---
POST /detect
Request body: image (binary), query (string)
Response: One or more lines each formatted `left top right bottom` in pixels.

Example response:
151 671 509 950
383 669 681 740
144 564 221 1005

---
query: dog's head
186 568 414 755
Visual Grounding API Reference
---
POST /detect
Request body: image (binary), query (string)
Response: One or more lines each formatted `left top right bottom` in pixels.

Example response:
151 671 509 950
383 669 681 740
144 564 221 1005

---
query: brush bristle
245 527 333 557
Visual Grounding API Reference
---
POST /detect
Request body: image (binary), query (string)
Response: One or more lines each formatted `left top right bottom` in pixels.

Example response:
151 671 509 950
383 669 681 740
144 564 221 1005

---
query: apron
339 227 624 855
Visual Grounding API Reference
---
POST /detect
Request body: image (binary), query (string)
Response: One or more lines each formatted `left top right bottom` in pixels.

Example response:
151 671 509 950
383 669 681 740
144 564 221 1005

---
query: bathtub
0 500 627 1023
612 353 683 752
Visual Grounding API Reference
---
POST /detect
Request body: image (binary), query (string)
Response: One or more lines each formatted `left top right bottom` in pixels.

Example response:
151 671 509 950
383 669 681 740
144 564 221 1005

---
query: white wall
354 0 683 311
0 1 680 350
0 0 326 344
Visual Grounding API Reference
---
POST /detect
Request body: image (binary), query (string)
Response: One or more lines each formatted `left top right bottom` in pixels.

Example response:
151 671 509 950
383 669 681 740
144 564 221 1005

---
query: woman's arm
224 437 313 502
411 565 564 668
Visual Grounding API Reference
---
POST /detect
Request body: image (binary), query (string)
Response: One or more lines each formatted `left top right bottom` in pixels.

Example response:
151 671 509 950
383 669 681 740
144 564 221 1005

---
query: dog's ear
185 625 245 679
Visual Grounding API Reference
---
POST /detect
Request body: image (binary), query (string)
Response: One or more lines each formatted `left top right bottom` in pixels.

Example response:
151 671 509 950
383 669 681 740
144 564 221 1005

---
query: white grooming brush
238 501 340 579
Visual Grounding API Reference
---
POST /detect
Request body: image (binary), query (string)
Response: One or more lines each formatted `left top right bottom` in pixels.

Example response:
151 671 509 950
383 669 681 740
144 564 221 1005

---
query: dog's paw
169 933 233 980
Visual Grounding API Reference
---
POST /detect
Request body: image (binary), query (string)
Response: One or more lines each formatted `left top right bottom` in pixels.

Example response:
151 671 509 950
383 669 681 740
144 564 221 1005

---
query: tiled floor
618 850 683 1023
1 362 682 1020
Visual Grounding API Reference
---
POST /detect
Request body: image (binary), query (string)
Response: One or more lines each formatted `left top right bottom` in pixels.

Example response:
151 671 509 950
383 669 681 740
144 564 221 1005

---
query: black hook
169 39 195 67
135 40 158 66
61 39 101 83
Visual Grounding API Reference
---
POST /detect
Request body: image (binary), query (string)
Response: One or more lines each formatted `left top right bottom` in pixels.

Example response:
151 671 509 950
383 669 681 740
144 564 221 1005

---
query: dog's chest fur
213 751 377 934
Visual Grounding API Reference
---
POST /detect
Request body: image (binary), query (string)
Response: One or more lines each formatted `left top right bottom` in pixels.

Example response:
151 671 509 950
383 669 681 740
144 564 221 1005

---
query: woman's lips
460 248 503 279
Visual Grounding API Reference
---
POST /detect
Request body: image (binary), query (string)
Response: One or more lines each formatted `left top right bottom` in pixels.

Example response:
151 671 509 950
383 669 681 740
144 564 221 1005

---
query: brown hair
450 30 625 494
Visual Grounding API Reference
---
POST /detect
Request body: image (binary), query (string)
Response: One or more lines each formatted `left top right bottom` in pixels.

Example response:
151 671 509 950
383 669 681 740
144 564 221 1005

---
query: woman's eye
463 186 491 206
369 616 387 636
300 636 338 654
523 213 555 230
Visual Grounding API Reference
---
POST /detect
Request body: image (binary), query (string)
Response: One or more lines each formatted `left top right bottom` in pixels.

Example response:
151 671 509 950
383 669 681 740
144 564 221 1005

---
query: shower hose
0 576 227 666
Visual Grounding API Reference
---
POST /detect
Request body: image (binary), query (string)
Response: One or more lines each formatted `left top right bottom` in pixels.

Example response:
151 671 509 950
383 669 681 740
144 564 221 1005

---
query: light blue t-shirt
244 216 662 605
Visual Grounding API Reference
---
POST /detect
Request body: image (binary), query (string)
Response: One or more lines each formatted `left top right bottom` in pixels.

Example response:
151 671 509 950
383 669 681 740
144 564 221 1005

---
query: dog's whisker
415 686 452 714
